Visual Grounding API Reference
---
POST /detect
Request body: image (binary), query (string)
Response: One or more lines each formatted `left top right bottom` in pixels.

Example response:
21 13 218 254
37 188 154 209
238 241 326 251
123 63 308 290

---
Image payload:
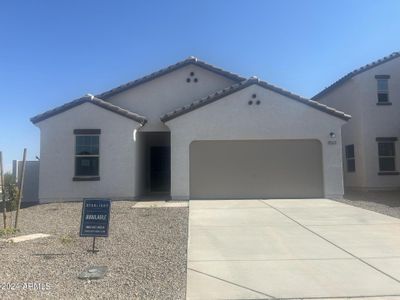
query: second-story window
375 75 390 104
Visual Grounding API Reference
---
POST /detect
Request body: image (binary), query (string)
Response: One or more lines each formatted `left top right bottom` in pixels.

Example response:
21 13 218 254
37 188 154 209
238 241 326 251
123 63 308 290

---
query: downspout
133 123 144 142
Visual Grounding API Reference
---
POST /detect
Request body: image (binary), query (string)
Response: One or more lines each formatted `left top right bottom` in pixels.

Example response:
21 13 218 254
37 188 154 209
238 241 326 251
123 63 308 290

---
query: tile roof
31 95 147 125
96 56 246 99
161 77 351 122
312 52 400 100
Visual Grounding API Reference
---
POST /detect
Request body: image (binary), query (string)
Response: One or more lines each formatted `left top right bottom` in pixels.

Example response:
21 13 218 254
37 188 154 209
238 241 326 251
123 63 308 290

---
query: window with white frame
376 137 397 173
74 130 100 178
375 75 390 104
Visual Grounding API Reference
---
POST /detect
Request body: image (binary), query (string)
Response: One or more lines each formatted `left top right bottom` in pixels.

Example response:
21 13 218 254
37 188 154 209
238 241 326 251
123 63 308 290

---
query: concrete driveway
186 199 400 299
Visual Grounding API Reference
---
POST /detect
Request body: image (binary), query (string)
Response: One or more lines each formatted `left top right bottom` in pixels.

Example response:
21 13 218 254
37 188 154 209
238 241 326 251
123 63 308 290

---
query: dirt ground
0 201 188 300
338 190 400 219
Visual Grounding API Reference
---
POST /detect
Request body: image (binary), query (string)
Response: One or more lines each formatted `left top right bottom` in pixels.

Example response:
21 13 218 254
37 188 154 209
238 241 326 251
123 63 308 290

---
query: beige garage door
190 140 323 199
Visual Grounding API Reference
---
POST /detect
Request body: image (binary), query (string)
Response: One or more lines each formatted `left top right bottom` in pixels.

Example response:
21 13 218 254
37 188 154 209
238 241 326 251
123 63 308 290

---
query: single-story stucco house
31 57 351 202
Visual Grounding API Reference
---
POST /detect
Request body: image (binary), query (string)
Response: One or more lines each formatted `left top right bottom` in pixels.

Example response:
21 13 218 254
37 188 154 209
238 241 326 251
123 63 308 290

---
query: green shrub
3 173 19 211
59 234 75 245
0 227 19 237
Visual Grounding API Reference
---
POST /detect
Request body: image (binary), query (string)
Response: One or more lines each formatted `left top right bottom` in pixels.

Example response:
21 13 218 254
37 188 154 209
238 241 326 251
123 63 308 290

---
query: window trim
345 144 356 173
73 176 100 181
376 102 392 106
376 137 398 142
377 138 397 175
74 129 101 135
378 171 399 176
73 130 100 180
375 75 391 79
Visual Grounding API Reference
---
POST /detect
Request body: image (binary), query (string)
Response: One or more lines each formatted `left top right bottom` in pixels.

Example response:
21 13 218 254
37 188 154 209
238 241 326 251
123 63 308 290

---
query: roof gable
31 95 147 125
97 56 245 99
161 77 351 122
313 52 400 100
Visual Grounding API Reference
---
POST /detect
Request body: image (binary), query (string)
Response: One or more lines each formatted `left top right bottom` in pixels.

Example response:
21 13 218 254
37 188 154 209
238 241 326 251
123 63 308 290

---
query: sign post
80 198 111 253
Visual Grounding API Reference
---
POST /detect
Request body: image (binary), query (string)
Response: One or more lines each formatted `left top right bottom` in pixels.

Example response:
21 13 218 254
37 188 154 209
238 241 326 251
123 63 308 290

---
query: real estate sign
80 198 111 237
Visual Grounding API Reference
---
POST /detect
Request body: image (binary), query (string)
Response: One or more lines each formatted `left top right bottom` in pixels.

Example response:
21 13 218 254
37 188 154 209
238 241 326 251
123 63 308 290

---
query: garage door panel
190 140 323 199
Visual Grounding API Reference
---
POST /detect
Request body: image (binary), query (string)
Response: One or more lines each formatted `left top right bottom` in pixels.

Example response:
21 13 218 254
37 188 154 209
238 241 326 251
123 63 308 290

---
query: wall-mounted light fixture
329 132 336 139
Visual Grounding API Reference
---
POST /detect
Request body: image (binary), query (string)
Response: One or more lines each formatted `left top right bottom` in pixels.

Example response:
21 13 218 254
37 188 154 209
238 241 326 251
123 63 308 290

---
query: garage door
190 140 323 199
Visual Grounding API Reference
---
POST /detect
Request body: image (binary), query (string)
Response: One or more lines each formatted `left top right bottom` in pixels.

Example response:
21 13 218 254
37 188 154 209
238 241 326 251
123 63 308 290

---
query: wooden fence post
14 148 27 229
0 152 6 229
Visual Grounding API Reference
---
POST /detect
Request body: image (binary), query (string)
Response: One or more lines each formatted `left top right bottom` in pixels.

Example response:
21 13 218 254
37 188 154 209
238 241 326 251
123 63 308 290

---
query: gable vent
186 71 199 83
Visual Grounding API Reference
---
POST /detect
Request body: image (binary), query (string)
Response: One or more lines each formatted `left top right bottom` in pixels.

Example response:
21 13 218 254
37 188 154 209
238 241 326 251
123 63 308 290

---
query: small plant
59 234 75 245
0 227 20 237
3 173 19 212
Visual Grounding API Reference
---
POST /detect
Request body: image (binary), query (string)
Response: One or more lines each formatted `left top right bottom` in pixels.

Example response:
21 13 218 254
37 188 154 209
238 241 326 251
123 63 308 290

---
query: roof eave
313 52 400 100
97 57 246 99
31 96 147 125
161 79 351 123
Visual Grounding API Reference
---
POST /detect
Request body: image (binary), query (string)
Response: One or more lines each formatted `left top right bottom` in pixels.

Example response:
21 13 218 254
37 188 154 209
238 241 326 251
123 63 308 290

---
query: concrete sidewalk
186 199 400 299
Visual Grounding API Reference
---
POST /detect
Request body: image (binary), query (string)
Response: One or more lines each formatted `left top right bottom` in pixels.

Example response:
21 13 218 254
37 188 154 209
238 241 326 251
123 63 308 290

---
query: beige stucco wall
166 84 346 199
107 64 236 131
36 103 142 202
318 79 365 188
356 58 400 189
319 56 400 190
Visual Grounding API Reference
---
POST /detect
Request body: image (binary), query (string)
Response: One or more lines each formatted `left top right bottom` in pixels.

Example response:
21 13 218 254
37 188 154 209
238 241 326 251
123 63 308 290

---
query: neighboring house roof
31 95 147 125
312 52 400 100
161 77 351 122
96 56 246 99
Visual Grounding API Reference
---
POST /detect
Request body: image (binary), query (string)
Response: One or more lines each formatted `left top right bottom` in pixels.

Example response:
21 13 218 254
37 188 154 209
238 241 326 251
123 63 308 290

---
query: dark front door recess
150 147 171 192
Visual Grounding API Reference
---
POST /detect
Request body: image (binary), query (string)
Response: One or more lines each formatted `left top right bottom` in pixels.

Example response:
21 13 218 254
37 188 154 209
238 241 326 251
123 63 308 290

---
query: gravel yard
337 190 400 219
0 201 188 300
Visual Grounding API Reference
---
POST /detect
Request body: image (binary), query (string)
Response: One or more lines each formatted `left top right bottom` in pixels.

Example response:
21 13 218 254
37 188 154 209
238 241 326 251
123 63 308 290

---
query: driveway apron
186 199 400 299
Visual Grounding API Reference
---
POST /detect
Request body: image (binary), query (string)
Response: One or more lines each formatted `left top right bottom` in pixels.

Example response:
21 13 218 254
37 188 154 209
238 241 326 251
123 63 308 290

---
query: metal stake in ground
89 237 99 253
14 148 27 229
0 152 7 229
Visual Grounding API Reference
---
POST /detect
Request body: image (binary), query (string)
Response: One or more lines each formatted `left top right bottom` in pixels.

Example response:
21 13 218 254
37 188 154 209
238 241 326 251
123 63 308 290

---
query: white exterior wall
356 57 400 189
319 56 400 190
166 85 346 199
107 64 236 131
37 103 142 202
318 79 365 188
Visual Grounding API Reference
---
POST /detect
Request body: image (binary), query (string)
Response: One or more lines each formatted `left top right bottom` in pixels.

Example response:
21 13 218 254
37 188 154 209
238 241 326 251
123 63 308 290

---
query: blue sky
1 0 399 171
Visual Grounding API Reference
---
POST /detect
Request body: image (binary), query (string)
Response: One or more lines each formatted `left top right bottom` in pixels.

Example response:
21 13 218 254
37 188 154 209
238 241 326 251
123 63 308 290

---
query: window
375 75 390 104
74 130 100 179
377 138 397 174
345 145 355 172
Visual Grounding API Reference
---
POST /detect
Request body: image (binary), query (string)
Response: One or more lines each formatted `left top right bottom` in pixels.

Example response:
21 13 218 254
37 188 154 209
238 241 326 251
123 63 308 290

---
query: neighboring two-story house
31 57 350 203
314 52 400 191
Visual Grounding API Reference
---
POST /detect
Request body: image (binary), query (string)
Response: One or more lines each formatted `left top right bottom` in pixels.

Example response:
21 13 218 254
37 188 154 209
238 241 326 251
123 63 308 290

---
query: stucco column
322 133 345 199
170 133 190 200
